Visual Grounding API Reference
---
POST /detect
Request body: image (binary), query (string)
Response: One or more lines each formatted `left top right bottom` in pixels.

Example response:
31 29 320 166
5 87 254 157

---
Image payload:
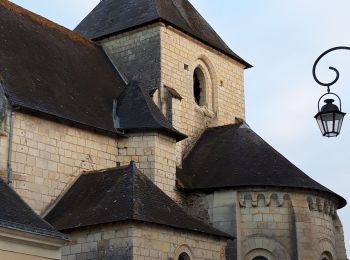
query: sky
10 0 350 254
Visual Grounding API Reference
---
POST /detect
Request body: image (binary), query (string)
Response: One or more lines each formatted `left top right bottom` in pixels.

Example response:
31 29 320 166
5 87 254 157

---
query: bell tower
75 0 251 164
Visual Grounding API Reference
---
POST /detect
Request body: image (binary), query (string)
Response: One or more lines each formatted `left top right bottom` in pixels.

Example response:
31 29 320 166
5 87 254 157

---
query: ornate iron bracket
312 46 350 92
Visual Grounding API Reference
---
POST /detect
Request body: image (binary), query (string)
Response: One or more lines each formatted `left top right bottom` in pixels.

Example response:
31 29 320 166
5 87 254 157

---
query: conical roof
177 123 346 208
74 0 251 68
45 163 230 238
116 81 187 141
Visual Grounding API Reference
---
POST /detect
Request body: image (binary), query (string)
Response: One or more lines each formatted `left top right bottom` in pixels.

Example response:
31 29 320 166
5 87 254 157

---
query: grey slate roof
0 0 125 135
177 123 347 208
0 178 67 240
116 81 187 141
45 163 231 238
0 1 184 141
74 0 252 68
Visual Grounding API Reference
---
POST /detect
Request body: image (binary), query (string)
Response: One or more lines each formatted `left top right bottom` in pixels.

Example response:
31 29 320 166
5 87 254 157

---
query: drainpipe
6 110 14 187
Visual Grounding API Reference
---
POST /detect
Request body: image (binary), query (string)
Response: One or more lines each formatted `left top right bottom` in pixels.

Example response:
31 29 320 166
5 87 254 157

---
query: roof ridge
74 0 252 68
152 0 161 18
45 165 231 238
0 0 95 49
129 165 232 238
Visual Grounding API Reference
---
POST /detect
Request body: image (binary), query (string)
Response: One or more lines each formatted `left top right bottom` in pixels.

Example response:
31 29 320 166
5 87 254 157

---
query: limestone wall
99 23 246 165
192 189 347 260
0 112 177 214
62 222 227 260
0 112 9 180
100 24 161 91
159 25 245 161
115 132 177 198
295 193 347 260
0 228 64 260
238 190 294 260
8 112 118 213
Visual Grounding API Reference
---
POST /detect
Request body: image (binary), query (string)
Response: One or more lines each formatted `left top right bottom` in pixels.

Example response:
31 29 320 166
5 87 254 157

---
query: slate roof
74 0 252 68
0 178 67 240
0 1 184 141
116 81 187 141
0 0 125 134
45 163 231 238
177 123 347 208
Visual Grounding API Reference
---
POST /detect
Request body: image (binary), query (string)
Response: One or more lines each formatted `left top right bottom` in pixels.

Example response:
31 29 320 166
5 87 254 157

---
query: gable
74 0 251 68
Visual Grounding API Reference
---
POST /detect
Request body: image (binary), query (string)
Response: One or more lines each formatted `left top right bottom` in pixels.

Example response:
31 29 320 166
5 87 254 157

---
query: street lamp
313 46 349 137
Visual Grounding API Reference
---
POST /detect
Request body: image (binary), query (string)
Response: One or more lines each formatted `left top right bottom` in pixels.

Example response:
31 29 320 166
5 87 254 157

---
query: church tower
0 0 346 259
75 0 251 167
75 1 348 259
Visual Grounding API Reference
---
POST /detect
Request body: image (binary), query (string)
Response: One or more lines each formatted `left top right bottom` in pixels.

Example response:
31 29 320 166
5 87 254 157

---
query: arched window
320 251 333 260
193 67 205 106
253 257 268 260
178 252 191 260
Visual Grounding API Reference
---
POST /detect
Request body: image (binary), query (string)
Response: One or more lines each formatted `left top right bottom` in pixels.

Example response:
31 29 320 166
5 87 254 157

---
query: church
0 0 347 259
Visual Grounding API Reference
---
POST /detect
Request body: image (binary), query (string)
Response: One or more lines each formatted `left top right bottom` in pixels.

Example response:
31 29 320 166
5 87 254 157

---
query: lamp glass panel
327 120 333 132
334 118 339 132
337 116 344 132
316 117 325 135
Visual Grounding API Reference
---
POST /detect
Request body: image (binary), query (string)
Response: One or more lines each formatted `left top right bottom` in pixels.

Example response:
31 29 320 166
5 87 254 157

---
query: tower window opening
252 257 268 260
321 251 333 260
193 67 205 105
179 252 191 260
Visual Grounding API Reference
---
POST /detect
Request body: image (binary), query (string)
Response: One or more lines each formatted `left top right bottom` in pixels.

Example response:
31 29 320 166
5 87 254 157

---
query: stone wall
115 132 177 198
190 189 347 260
62 222 227 260
100 24 161 91
0 227 64 260
238 190 294 260
99 23 246 165
159 24 245 162
295 193 347 260
0 112 177 214
0 110 9 180
9 112 118 213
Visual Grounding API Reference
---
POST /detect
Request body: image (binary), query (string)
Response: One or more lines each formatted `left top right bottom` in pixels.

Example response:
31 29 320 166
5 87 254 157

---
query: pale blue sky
11 0 350 253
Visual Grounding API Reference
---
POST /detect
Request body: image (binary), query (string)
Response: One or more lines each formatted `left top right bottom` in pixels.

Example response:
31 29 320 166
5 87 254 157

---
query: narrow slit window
193 67 205 106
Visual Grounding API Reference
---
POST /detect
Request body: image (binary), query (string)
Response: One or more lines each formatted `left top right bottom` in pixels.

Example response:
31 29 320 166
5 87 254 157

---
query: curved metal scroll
312 46 350 90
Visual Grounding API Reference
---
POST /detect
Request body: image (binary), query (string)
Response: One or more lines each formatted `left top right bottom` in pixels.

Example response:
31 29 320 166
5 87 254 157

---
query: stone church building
0 0 347 259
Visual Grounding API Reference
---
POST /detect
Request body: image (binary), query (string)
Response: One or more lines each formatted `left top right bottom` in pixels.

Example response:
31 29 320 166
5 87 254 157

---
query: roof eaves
177 173 347 209
131 216 233 239
7 102 126 138
0 219 68 241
